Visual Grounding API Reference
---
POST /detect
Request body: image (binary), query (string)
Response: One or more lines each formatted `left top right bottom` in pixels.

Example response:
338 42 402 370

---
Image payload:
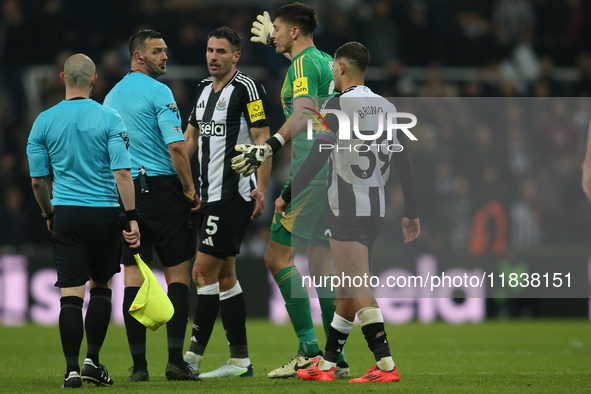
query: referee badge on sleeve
247 99 266 122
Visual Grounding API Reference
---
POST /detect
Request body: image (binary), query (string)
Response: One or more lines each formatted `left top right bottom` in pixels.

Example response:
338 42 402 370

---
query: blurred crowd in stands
2 0 591 256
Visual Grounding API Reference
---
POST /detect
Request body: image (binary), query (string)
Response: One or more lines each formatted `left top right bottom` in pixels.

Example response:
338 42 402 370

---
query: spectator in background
453 11 497 67
538 99 578 160
1 0 32 123
426 0 456 64
574 50 591 96
0 184 28 249
510 178 542 249
448 175 473 251
91 50 125 104
493 0 535 56
362 0 400 66
173 23 207 65
41 51 72 110
419 62 459 97
533 55 564 96
400 0 432 66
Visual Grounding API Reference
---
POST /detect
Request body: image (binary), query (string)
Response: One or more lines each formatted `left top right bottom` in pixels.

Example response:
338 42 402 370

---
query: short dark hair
208 26 243 52
272 2 318 36
129 29 163 56
334 42 370 72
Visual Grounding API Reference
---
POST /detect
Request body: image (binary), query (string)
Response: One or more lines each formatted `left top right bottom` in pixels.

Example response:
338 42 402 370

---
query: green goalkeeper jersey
281 46 334 184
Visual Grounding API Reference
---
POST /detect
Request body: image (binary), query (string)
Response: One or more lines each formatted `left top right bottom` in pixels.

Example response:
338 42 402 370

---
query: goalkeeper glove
232 143 273 177
232 134 286 177
251 11 274 47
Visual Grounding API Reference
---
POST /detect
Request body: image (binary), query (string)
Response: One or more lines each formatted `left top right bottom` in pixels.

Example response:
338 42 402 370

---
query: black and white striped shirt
283 85 418 219
188 71 269 203
325 86 399 217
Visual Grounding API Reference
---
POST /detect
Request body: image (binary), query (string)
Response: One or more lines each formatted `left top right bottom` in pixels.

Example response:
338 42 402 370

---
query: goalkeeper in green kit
232 2 349 379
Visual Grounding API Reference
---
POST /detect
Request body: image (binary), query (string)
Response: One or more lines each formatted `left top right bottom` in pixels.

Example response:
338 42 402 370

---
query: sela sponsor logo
304 106 417 152
293 77 309 97
198 120 226 137
247 99 266 122
166 103 180 120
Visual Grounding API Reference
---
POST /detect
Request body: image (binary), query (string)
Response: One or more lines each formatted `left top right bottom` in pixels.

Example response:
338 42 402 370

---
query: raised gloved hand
251 11 274 47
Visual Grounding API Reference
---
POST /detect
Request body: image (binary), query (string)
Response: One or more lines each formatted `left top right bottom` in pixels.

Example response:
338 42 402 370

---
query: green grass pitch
0 320 589 393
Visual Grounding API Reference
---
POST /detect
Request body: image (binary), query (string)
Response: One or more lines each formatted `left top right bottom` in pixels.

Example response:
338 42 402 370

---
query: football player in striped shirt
276 42 420 383
182 27 271 378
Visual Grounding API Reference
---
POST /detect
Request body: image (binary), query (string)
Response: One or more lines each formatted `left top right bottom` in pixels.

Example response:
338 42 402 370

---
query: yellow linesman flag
128 254 174 331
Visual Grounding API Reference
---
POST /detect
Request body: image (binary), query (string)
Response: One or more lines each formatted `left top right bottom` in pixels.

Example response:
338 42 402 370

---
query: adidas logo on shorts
202 237 214 246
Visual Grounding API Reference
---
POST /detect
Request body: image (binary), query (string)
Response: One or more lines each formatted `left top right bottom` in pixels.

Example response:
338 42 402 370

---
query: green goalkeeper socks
316 275 346 364
275 266 320 356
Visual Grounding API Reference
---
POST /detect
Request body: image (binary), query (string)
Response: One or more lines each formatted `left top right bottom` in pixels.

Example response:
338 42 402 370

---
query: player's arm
250 125 271 220
390 136 420 243
155 86 200 211
185 102 202 159
107 115 140 246
233 57 320 176
582 116 591 203
278 96 316 143
275 103 338 217
114 169 140 248
27 119 53 231
30 176 54 232
169 141 200 211
275 133 333 218
184 123 200 159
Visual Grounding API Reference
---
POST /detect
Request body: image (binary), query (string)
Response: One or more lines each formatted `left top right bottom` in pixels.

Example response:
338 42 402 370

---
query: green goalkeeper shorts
270 181 330 250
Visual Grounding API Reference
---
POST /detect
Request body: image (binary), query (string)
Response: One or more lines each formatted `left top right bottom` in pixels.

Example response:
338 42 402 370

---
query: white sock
231 357 250 368
376 356 395 372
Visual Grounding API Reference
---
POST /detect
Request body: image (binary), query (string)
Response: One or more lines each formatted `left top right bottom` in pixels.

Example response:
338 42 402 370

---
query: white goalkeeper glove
251 11 275 47
232 143 273 177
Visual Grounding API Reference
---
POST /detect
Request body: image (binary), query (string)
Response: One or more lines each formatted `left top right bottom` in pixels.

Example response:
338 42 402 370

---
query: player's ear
59 72 65 85
339 61 346 76
291 26 299 40
233 50 241 64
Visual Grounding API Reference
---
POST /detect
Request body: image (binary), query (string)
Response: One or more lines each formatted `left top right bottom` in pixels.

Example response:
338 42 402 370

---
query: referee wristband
42 210 54 220
125 209 139 222
266 134 286 153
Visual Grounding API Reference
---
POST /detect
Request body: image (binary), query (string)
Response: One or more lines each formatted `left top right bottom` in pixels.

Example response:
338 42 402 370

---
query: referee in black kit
103 29 200 381
182 27 271 378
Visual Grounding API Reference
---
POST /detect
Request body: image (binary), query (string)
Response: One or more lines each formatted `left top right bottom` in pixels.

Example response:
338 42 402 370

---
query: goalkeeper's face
271 18 292 54
206 37 240 79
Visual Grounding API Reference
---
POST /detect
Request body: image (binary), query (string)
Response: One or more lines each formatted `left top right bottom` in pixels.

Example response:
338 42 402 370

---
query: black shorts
197 197 255 260
326 208 384 251
121 175 198 267
51 206 122 288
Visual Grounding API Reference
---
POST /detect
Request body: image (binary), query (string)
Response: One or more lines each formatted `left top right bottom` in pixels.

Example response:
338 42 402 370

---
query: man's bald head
63 54 96 88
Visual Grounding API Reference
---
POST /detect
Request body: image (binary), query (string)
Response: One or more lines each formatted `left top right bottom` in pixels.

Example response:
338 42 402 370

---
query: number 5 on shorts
206 216 219 235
